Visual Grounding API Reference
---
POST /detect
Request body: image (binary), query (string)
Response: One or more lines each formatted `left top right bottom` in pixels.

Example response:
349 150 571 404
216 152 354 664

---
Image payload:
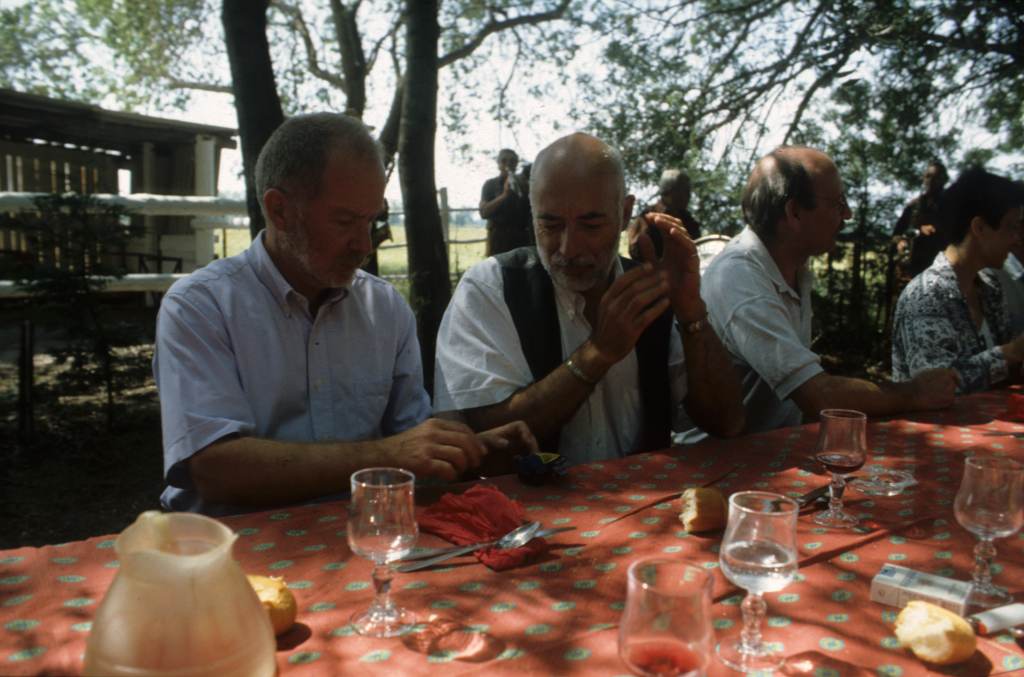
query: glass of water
954 455 1024 610
347 467 418 637
717 491 799 673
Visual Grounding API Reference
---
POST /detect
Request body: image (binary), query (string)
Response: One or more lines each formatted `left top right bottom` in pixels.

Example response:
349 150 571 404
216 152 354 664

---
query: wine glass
813 409 867 529
347 467 418 637
717 491 799 673
954 455 1024 610
618 558 713 677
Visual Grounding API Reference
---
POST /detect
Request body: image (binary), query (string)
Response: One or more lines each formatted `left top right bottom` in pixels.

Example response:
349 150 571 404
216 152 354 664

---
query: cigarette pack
869 564 971 615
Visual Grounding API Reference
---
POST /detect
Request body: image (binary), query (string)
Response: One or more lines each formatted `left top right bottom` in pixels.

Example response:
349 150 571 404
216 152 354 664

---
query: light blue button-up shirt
154 232 430 515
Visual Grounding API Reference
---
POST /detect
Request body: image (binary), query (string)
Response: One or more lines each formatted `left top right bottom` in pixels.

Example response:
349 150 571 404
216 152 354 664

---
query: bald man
433 132 745 465
677 146 956 440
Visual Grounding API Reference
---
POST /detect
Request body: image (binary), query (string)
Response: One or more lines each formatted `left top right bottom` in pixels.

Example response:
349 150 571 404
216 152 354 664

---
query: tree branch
165 78 234 94
272 0 349 92
439 0 570 67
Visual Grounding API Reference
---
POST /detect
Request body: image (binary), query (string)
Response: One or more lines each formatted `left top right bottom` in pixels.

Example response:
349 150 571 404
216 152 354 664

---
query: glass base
967 582 1014 611
813 507 859 529
351 604 416 638
717 637 783 673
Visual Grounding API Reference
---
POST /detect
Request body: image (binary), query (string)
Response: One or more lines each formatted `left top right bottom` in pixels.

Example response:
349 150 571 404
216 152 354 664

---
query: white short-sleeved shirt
680 227 822 440
433 256 688 463
154 232 430 515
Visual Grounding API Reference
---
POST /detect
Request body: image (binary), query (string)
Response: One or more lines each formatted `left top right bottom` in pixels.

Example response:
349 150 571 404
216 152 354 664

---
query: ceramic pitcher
83 510 276 676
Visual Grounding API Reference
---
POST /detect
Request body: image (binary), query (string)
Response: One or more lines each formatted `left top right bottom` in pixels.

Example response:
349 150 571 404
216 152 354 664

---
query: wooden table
3 390 1024 675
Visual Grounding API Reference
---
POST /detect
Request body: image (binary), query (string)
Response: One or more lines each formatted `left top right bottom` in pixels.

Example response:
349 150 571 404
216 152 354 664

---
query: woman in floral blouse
892 168 1024 393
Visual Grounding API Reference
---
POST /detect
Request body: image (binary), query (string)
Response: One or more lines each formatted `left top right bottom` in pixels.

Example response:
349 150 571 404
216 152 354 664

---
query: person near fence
479 148 532 256
433 132 745 465
892 168 1024 393
892 160 950 279
672 146 956 440
627 169 702 259
153 113 534 516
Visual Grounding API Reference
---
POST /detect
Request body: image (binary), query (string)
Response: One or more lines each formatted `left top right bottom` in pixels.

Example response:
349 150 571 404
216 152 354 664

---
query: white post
192 134 217 268
438 187 450 244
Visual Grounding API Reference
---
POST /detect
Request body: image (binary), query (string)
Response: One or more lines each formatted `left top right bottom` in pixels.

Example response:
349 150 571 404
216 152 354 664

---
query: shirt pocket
332 378 393 440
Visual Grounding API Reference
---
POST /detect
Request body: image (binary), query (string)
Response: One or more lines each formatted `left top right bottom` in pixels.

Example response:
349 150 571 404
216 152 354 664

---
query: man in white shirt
997 244 1024 335
155 113 532 515
688 146 957 437
434 132 745 464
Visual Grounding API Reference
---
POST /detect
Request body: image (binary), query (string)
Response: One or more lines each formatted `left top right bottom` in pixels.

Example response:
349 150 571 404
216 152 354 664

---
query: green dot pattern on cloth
778 593 799 603
836 572 856 582
288 651 321 665
819 637 845 651
252 543 275 552
767 616 790 627
497 648 525 660
525 624 551 635
359 650 391 662
427 651 455 663
7 647 46 662
517 581 540 591
70 622 92 632
564 647 591 661
303 544 326 552
880 636 900 649
330 625 356 637
831 590 852 602
0 557 24 565
839 552 859 562
1 576 29 585
285 529 306 537
345 582 369 591
876 665 903 676
714 619 734 629
540 562 562 573
62 598 93 608
573 580 596 590
288 581 313 589
4 619 40 632
309 602 336 611
95 539 115 549
612 546 632 555
2 595 32 607
553 601 576 611
269 560 294 569
826 613 848 622
459 582 483 592
430 600 456 609
492 602 516 612
1003 656 1024 670
237 527 259 536
56 575 85 583
269 512 291 521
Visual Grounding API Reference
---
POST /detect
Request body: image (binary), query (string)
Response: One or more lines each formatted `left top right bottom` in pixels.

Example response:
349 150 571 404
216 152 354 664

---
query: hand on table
907 368 958 409
478 420 539 457
383 418 487 481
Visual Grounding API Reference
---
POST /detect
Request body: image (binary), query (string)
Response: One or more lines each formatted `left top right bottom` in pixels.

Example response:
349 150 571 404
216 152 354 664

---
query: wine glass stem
828 473 846 513
971 538 997 589
740 591 767 653
371 564 395 612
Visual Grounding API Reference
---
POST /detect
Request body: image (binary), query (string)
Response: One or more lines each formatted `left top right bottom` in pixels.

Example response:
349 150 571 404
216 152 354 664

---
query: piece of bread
894 600 976 666
678 487 727 532
247 574 298 636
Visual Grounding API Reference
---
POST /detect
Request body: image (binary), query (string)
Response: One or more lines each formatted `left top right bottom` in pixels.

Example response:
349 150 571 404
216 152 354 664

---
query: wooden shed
0 88 237 273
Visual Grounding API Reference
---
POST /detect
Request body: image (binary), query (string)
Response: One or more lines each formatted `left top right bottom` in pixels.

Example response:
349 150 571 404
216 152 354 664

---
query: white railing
0 191 489 297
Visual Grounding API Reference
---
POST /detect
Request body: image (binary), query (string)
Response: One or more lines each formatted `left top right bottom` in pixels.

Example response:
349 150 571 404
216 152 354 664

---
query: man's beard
279 225 365 289
537 243 618 293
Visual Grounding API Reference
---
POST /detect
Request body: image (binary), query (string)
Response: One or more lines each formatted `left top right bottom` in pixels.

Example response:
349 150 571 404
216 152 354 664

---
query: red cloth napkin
417 485 547 571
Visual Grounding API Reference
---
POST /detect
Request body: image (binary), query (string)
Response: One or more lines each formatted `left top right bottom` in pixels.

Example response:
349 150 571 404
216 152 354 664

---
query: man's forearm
792 373 914 419
189 436 387 509
463 341 611 442
680 321 745 437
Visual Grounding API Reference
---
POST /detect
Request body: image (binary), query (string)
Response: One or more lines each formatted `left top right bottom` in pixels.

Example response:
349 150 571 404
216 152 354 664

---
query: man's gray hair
741 146 817 243
255 113 384 219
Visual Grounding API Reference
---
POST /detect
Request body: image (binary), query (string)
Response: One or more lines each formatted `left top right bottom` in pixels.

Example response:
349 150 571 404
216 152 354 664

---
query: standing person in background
627 168 703 259
480 148 531 256
892 160 950 279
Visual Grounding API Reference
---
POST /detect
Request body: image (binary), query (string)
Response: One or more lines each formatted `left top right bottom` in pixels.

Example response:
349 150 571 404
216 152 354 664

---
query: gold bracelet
682 313 710 335
565 358 598 386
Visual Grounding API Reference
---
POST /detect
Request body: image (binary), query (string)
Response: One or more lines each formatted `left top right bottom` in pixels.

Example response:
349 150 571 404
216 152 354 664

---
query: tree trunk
222 0 285 239
399 0 449 394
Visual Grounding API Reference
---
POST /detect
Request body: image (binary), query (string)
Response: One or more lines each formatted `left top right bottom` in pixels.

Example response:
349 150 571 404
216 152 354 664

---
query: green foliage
0 194 147 430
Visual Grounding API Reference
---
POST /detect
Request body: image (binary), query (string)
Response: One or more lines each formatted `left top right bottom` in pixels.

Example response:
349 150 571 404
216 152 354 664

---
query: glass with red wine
813 409 867 529
618 558 713 677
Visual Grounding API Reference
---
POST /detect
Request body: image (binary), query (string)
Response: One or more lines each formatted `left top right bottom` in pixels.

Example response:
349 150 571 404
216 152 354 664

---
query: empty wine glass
347 467 418 637
618 558 713 677
813 409 867 529
954 455 1024 610
717 491 799 673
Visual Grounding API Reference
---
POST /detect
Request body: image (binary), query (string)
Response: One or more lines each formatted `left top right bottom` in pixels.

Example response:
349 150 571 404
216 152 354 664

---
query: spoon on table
397 521 540 573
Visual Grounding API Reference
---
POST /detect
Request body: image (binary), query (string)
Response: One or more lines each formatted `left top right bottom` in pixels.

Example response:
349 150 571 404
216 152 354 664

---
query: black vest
495 246 673 453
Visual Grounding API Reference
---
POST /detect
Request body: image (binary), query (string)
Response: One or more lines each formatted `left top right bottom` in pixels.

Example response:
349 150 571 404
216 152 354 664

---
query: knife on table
397 526 576 562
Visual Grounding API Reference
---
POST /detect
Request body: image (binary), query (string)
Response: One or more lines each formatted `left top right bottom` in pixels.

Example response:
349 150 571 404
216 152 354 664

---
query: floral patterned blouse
892 252 1011 393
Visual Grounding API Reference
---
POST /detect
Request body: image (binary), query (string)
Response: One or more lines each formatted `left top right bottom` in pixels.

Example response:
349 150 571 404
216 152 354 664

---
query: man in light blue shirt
155 113 532 515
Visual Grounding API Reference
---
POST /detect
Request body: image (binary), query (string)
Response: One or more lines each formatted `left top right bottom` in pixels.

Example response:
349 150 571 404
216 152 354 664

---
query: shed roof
0 88 237 155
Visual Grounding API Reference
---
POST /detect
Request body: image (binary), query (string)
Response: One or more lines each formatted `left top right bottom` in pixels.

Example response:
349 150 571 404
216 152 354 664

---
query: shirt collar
246 230 348 319
552 256 625 321
1006 252 1024 279
735 227 808 301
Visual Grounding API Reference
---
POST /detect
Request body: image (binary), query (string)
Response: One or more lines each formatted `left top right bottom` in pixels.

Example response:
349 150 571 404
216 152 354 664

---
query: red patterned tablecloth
3 390 1024 675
